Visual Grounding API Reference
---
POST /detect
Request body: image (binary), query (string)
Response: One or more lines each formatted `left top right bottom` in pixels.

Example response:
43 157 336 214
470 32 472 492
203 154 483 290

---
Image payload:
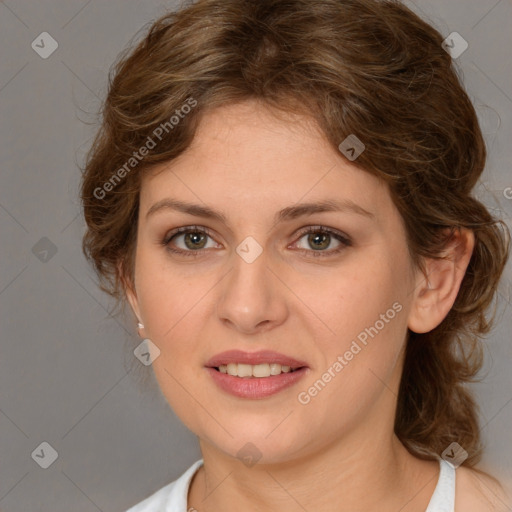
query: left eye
162 225 351 257
292 226 352 256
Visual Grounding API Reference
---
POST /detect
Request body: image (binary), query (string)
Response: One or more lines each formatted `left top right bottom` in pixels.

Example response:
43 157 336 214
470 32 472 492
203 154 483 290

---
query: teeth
219 363 295 378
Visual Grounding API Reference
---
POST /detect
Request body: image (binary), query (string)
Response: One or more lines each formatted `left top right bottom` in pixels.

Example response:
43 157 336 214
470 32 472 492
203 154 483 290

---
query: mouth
211 363 306 378
204 350 310 398
206 365 309 399
205 349 309 372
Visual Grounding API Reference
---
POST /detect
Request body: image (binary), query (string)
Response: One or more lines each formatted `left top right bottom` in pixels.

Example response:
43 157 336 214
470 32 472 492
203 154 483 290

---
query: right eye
162 226 221 257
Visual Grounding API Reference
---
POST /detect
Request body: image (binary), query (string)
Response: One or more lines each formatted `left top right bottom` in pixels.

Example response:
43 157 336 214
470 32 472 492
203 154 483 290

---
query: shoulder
125 459 204 512
455 466 511 512
125 480 177 512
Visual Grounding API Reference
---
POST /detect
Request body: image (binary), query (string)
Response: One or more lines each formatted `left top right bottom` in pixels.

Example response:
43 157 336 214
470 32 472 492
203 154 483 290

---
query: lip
204 350 309 369
206 366 309 399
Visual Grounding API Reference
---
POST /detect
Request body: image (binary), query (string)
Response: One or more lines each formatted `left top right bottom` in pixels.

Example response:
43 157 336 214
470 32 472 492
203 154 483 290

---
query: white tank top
126 457 456 511
426 458 456 512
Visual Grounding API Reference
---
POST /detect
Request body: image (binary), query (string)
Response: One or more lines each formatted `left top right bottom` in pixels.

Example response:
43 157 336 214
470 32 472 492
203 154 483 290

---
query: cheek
135 245 197 330
135 260 212 424
134 249 218 375
306 255 405 343
299 299 407 432
138 277 207 351
306 251 410 392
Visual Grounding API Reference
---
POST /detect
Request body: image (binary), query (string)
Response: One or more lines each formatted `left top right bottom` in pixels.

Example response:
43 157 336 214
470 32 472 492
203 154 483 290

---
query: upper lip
205 350 309 369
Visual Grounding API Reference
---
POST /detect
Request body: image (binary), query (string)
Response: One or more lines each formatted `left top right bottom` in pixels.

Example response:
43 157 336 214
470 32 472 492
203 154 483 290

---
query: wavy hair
80 0 510 466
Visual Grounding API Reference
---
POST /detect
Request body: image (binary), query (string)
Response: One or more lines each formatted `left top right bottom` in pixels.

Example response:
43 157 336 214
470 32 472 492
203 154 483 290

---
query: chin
201 428 311 467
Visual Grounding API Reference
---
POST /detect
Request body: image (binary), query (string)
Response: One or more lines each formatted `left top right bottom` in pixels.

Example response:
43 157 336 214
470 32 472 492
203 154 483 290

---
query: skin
124 99 507 511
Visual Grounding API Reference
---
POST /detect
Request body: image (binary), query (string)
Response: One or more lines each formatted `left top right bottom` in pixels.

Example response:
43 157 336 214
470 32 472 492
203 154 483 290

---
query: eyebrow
145 198 374 223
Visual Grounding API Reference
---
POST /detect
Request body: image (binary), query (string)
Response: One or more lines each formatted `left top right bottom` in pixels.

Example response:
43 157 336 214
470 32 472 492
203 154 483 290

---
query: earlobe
117 260 144 332
125 285 142 324
407 228 475 334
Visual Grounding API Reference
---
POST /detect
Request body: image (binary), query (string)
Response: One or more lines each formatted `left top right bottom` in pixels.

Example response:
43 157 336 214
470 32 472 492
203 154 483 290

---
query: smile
216 362 303 378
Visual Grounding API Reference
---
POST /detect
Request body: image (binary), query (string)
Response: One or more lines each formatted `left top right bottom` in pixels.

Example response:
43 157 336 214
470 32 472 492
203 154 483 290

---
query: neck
188 411 439 512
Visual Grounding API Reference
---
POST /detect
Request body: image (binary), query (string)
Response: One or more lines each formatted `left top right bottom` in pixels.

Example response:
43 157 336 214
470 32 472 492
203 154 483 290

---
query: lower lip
205 367 309 399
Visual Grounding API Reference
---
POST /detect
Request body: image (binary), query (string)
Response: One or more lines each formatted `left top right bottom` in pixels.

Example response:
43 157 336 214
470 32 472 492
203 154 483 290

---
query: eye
291 226 352 257
162 226 220 257
162 225 352 258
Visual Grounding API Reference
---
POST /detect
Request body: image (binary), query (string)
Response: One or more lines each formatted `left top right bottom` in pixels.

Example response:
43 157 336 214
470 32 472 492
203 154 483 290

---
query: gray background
0 1 511 510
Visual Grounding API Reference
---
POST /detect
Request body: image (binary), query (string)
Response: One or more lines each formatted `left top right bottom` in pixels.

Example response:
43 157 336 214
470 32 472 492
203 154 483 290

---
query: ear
118 260 144 334
407 228 475 334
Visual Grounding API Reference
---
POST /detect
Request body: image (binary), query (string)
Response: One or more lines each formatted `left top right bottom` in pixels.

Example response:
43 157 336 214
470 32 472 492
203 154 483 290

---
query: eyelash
161 225 352 258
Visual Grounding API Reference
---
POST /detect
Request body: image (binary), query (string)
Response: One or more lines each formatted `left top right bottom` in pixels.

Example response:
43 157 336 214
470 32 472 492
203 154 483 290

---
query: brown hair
80 0 510 467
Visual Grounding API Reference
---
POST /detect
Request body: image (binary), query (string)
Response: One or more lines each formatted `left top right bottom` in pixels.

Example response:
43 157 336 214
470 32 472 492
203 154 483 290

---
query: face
126 100 421 464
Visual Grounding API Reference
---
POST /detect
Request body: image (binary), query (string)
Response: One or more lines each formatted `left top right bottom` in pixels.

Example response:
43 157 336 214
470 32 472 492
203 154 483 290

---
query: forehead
140 100 395 225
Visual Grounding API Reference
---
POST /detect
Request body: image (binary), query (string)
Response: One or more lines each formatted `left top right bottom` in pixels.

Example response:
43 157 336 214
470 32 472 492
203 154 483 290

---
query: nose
216 247 288 335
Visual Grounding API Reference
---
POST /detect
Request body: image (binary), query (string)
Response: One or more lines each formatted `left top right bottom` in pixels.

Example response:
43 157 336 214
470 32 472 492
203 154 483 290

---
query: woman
80 0 511 510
